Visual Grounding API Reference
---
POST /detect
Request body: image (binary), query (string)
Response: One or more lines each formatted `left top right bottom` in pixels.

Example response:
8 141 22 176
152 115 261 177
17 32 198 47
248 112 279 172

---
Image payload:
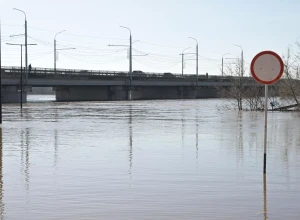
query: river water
0 95 300 219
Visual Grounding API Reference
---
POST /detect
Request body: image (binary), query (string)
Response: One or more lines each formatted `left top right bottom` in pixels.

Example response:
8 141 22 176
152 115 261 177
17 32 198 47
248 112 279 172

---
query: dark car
163 72 174 78
132 70 144 75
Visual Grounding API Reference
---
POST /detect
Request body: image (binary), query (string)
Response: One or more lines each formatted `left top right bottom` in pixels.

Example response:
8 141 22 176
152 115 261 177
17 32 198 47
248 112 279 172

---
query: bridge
1 66 257 103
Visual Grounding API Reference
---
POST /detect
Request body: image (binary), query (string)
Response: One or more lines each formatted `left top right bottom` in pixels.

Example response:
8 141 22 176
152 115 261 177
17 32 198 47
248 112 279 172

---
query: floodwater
0 95 300 219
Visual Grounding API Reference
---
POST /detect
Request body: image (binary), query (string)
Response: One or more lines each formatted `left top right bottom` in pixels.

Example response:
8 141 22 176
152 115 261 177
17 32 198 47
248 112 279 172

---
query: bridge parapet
2 66 249 82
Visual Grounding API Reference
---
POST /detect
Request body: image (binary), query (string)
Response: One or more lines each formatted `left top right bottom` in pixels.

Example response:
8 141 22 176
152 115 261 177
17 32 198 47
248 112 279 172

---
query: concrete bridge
1 66 258 103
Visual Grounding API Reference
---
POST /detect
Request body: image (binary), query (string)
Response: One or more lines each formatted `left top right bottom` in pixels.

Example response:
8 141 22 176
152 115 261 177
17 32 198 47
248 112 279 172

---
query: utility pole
54 30 65 73
189 37 198 85
222 57 223 76
181 53 184 76
109 26 148 91
120 26 132 86
129 32 132 86
222 53 230 76
234 44 243 77
25 16 28 82
13 8 28 83
196 43 198 84
20 45 23 110
54 39 56 71
180 47 190 77
109 33 145 91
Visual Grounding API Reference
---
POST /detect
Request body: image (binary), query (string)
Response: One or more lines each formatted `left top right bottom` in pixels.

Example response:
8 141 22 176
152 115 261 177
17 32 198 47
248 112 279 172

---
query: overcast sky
1 0 299 75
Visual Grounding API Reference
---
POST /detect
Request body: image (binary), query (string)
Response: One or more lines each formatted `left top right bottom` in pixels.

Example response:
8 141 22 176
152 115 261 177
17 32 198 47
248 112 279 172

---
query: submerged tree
218 47 300 112
217 56 273 111
280 48 299 103
217 57 246 110
216 42 300 111
275 47 300 111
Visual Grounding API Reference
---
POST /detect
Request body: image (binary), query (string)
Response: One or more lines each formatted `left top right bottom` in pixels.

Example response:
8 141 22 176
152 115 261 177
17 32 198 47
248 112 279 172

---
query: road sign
250 51 284 85
250 50 284 174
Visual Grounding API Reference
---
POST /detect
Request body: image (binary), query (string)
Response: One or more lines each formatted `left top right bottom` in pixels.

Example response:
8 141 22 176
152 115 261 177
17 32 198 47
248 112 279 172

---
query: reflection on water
195 108 199 160
0 96 300 219
128 105 133 176
237 112 244 166
0 128 4 220
263 174 267 220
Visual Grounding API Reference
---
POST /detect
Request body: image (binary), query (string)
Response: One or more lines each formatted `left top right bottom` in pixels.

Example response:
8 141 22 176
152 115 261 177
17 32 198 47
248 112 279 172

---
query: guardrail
1 66 241 81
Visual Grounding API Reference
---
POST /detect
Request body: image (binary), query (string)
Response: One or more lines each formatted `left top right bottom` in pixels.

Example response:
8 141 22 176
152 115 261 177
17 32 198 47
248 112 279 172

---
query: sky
1 0 300 75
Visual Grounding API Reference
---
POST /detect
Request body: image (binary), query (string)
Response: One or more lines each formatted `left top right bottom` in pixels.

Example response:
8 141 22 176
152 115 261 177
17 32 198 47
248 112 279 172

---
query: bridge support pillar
56 86 110 101
178 86 198 99
56 86 129 101
127 90 132 100
109 86 127 100
1 86 27 103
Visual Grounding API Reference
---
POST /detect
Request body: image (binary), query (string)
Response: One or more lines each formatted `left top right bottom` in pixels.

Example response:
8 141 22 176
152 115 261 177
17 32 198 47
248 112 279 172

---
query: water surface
1 96 300 219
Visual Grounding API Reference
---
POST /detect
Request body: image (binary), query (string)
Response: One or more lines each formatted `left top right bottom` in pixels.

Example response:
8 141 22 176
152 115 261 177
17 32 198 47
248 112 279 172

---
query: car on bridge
132 70 144 75
163 72 175 78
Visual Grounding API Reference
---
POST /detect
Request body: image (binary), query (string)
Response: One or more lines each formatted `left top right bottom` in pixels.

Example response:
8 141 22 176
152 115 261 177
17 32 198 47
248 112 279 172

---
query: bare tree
243 82 264 111
280 48 299 104
217 57 248 110
267 46 300 111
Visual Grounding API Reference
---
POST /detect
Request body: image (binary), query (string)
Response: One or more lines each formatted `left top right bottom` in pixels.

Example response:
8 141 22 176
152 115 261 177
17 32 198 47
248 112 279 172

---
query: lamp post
120 26 132 86
234 44 243 77
222 53 230 76
54 34 75 72
6 43 36 111
54 30 65 73
180 47 191 77
13 8 28 83
189 37 198 85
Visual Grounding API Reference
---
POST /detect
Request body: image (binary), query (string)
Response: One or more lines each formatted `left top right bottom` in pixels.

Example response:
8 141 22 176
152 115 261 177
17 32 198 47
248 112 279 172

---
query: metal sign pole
263 84 268 173
250 51 284 174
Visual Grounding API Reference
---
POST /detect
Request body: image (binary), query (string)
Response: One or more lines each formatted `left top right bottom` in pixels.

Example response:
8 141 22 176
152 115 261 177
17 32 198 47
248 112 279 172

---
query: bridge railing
1 66 242 82
2 66 194 79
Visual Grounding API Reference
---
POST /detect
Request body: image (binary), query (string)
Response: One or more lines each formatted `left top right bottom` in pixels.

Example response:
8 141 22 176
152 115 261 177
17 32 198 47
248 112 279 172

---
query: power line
138 41 184 49
27 26 127 40
1 23 23 27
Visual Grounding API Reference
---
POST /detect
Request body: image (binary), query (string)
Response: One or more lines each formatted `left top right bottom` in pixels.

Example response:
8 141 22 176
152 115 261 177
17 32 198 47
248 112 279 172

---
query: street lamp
54 32 76 73
234 44 243 77
222 53 230 76
189 37 198 85
180 47 190 77
13 8 28 82
54 30 65 72
120 26 132 86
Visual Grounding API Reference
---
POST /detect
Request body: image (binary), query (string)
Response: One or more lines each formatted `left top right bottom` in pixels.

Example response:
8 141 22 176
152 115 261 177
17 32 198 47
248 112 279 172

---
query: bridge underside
55 86 218 101
0 85 219 103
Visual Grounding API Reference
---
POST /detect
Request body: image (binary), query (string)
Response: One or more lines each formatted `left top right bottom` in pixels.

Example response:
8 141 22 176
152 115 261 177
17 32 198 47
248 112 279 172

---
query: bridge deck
1 66 256 87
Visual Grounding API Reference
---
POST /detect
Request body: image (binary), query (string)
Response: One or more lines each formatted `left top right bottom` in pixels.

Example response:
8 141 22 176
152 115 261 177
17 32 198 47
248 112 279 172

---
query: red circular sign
250 51 284 85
